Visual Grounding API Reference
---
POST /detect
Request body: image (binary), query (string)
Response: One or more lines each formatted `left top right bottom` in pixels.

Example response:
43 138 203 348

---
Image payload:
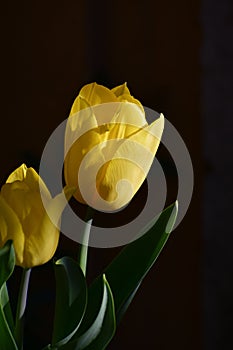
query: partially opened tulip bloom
0 164 73 268
64 83 164 212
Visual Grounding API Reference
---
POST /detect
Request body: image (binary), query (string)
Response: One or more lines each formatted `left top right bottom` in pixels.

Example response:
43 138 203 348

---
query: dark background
1 0 233 349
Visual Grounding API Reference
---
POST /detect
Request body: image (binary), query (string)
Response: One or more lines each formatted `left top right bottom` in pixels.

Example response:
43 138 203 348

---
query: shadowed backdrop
1 1 204 349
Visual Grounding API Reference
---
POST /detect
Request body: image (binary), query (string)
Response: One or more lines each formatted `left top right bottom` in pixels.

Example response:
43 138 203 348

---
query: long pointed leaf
91 201 178 323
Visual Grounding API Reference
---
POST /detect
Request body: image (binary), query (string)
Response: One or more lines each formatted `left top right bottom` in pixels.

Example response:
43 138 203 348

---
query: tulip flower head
0 164 73 268
64 83 164 212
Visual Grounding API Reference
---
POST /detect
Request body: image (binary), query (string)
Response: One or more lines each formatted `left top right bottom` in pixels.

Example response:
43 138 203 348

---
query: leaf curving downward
51 257 87 348
60 275 116 350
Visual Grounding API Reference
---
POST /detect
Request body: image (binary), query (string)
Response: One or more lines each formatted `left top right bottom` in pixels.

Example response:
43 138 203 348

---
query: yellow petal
111 83 130 97
96 114 164 211
109 101 147 137
18 186 75 268
70 83 117 121
42 185 75 227
64 111 160 208
0 195 25 266
79 83 117 106
1 173 52 256
90 101 146 145
117 93 144 112
97 159 145 207
104 123 133 142
5 164 51 202
21 226 59 267
6 163 27 183
70 95 91 117
64 127 104 203
77 134 153 211
23 186 74 267
64 108 141 205
128 113 164 155
25 167 51 200
96 137 153 210
1 182 31 222
112 83 144 111
91 102 120 125
65 103 98 156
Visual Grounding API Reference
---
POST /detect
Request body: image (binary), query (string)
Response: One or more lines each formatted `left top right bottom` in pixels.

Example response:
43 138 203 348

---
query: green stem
78 207 94 276
15 268 31 350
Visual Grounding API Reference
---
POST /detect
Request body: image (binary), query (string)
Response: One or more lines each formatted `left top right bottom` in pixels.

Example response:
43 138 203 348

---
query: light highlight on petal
64 83 164 211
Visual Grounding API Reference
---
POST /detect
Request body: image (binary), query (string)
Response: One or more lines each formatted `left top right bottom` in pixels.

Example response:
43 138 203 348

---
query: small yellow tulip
0 164 73 268
64 82 164 212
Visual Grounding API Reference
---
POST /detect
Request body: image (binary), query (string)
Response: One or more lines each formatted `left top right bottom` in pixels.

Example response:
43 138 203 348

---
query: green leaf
51 256 87 347
91 201 178 323
60 275 115 350
0 240 18 350
0 240 15 286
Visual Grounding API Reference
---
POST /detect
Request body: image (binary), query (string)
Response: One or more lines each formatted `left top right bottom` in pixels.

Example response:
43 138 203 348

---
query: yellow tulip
64 82 164 212
0 164 73 268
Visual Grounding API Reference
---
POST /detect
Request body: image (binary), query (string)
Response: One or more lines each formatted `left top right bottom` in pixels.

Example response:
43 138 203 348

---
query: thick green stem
78 207 94 276
15 268 31 350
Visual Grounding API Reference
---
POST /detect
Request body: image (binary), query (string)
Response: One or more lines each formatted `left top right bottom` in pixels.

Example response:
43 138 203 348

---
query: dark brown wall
1 1 202 349
201 0 233 349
